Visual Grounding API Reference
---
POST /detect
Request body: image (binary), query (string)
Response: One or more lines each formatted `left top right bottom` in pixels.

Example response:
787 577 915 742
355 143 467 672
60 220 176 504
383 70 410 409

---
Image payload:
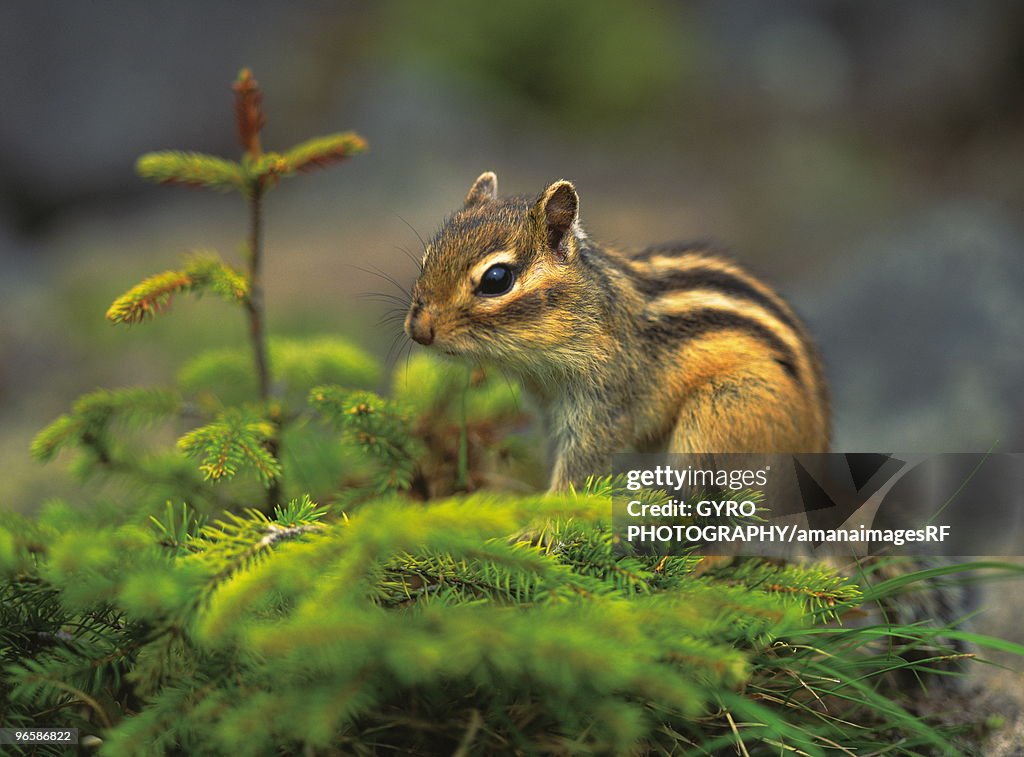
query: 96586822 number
0 728 79 744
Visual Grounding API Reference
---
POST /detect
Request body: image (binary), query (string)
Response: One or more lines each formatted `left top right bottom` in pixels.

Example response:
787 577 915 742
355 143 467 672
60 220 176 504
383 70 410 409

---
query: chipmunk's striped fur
406 172 829 490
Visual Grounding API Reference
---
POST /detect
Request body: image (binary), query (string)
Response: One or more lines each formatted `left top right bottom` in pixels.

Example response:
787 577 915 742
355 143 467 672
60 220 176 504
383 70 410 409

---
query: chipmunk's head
405 171 592 367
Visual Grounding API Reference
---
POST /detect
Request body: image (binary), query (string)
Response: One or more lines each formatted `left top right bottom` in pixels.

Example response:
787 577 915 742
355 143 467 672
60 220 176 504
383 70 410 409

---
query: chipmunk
404 174 979 693
405 172 829 490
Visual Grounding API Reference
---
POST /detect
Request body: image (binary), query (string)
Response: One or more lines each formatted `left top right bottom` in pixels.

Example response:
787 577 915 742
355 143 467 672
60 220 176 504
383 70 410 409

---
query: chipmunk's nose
406 305 435 346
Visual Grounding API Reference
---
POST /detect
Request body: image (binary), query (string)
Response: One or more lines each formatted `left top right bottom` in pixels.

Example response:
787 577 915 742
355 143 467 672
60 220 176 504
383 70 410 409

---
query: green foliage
105 252 248 325
184 251 250 302
0 529 16 575
104 268 196 324
11 68 1018 756
279 132 368 174
718 558 863 617
178 408 282 484
136 151 245 192
32 339 528 517
4 495 1014 755
310 386 422 494
393 352 520 424
391 354 531 495
31 387 180 462
178 336 381 406
385 0 693 130
33 70 375 516
150 501 209 556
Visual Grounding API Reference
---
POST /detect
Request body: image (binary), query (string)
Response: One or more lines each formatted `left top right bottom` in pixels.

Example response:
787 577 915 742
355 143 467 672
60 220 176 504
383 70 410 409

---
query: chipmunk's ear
464 171 498 207
535 180 579 261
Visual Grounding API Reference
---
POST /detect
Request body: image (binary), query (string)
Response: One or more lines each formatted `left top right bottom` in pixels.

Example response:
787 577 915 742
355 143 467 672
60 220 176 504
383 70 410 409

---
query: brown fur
406 172 830 490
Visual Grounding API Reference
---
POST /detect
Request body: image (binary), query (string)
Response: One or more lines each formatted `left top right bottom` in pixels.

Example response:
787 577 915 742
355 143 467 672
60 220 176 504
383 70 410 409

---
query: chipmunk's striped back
615 242 829 455
407 173 830 490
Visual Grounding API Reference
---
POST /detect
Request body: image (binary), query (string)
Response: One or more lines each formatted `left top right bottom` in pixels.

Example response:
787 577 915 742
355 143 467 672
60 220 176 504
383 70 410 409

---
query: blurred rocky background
2 0 1023 508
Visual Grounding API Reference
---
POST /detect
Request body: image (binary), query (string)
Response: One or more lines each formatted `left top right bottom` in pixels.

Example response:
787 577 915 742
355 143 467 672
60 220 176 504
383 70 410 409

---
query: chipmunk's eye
477 264 515 296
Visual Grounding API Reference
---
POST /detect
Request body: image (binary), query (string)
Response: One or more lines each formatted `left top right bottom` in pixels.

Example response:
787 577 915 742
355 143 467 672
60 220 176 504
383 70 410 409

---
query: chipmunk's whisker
492 364 522 412
349 264 413 301
377 310 408 324
397 215 428 271
394 245 424 272
401 338 416 387
385 328 410 367
359 291 411 308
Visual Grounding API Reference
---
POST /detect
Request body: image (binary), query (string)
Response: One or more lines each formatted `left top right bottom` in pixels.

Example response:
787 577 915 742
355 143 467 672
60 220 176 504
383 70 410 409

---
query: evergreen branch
105 269 194 324
247 152 288 189
135 152 244 192
31 388 180 462
72 387 182 425
183 252 250 302
30 415 81 462
106 253 247 325
273 494 328 527
175 498 328 622
177 409 282 485
150 502 208 556
279 132 368 174
257 522 322 549
10 664 115 729
310 386 420 492
721 560 862 618
245 132 367 190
